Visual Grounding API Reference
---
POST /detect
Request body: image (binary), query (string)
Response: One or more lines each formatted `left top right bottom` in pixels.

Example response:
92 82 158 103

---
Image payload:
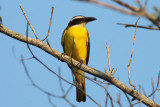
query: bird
61 15 96 102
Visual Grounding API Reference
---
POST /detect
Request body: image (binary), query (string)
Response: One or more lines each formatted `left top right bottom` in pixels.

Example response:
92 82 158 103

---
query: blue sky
0 0 160 107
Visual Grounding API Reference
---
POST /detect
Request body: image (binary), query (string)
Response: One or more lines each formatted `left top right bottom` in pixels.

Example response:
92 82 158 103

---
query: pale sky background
0 0 160 107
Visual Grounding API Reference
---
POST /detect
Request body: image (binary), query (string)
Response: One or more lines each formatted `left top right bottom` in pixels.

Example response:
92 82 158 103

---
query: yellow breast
63 26 88 63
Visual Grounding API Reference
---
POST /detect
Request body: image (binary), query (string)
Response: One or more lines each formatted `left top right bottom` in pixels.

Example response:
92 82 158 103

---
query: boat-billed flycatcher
61 15 96 102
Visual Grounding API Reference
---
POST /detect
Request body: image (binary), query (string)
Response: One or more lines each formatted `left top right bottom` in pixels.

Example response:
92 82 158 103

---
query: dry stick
127 17 140 90
106 43 117 75
22 55 75 107
58 67 65 93
19 5 39 39
80 0 160 28
123 92 133 107
139 85 141 107
0 19 160 107
142 88 147 96
105 93 109 107
146 72 160 98
112 68 117 75
134 0 143 9
108 92 114 107
144 0 148 9
42 6 54 41
76 0 137 16
104 86 114 107
94 77 110 85
21 56 60 97
64 85 73 97
117 23 160 30
106 43 112 74
152 79 155 102
132 72 160 106
48 95 56 107
113 0 139 12
117 92 122 107
64 98 76 107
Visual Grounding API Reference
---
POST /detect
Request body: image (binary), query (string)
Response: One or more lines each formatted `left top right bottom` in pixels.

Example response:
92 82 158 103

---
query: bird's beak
85 17 96 22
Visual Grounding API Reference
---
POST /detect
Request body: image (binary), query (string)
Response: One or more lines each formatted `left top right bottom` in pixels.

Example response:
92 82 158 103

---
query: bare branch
123 92 133 107
105 43 117 76
113 0 139 12
58 67 65 93
117 23 160 30
78 0 160 28
127 17 140 90
0 18 159 107
106 43 112 74
152 79 155 102
48 95 57 107
76 0 137 16
42 6 54 41
134 0 142 9
19 4 39 39
132 72 160 106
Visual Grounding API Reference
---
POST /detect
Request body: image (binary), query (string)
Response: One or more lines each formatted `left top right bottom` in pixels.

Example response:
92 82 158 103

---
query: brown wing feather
86 31 90 65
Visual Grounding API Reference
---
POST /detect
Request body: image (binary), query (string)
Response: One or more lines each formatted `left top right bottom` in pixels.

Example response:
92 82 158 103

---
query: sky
0 0 160 107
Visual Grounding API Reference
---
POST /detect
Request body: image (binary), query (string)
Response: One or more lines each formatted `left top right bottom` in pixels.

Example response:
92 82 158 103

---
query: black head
67 15 96 27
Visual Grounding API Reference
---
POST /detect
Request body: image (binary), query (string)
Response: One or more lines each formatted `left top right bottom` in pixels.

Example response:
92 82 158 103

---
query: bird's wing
61 29 66 51
86 31 90 65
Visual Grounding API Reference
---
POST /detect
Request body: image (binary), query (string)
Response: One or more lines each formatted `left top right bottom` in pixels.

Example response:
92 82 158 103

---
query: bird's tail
76 77 86 102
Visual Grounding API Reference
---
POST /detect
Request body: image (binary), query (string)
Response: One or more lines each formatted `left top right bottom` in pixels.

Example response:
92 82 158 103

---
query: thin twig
123 92 133 107
78 0 160 28
48 95 57 107
64 98 76 107
112 68 117 75
19 4 39 39
113 0 139 12
152 79 155 102
42 6 54 41
0 16 3 25
144 0 148 9
139 85 141 107
117 92 123 107
127 17 140 90
132 72 160 106
64 85 73 97
134 0 142 9
147 72 160 98
117 23 160 30
105 92 109 107
106 43 117 76
106 43 112 74
76 0 137 16
142 87 147 96
58 67 65 93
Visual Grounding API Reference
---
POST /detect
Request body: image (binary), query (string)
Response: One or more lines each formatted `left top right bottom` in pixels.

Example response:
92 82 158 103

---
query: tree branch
0 17 159 107
77 0 160 28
